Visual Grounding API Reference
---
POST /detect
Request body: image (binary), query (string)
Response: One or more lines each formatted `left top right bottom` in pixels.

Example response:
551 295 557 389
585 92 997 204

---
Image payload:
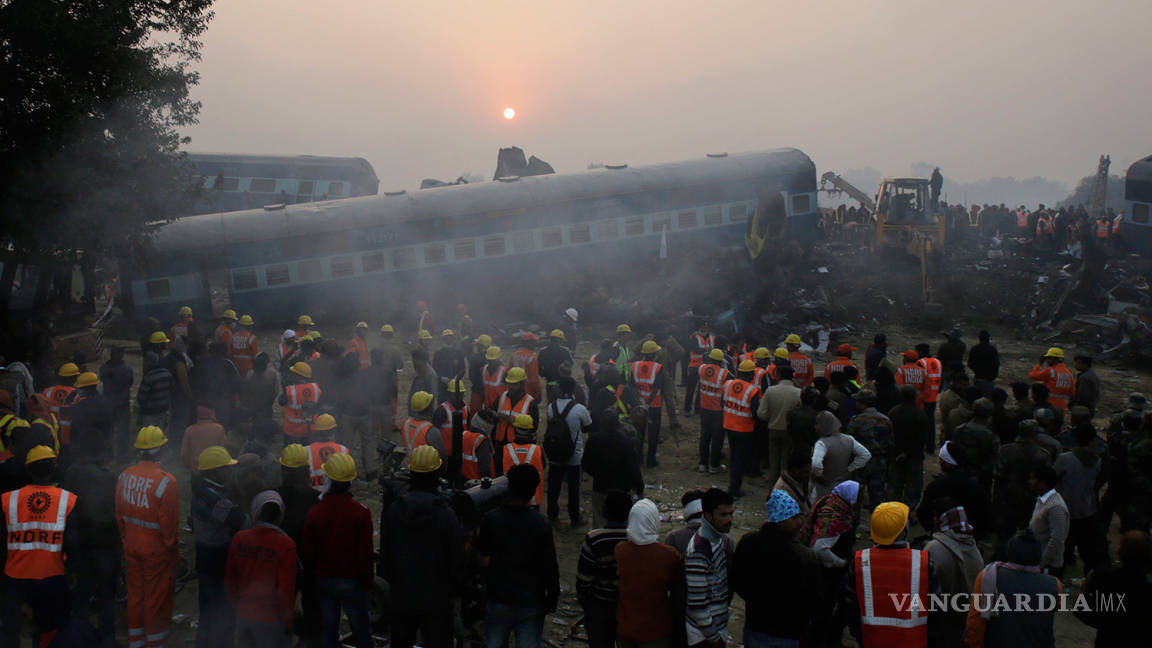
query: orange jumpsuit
228 330 258 377
1028 362 1076 413
116 460 179 648
788 351 815 388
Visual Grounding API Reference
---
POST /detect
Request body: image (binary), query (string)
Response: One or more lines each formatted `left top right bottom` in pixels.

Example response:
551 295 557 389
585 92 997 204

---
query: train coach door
201 253 232 317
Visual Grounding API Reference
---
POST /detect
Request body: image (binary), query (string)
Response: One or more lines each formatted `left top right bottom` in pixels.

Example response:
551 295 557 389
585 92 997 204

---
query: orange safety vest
40 386 74 418
722 379 760 433
277 342 295 364
789 352 814 388
1096 219 1110 239
509 349 541 399
345 337 370 370
283 383 321 438
1112 215 1122 234
229 330 258 376
824 357 858 380
895 362 928 405
214 324 233 346
688 333 715 368
401 418 434 459
460 431 493 480
854 548 929 647
1017 210 1029 228
115 461 178 558
918 357 942 404
698 364 730 412
170 318 193 341
482 365 508 408
437 401 470 455
752 366 770 392
58 390 89 446
495 392 534 443
1028 363 1076 412
308 441 349 490
3 485 76 579
502 443 544 505
1037 216 1053 236
630 360 663 409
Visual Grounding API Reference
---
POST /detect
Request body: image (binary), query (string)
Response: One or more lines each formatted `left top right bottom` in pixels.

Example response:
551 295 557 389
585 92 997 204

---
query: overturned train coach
1123 155 1152 255
121 148 818 323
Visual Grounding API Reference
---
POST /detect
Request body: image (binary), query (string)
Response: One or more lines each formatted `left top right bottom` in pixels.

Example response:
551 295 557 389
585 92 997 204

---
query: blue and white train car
1123 155 1152 255
123 148 817 324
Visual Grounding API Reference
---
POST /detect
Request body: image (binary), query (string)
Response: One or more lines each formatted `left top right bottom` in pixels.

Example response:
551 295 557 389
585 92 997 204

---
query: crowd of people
0 304 1150 648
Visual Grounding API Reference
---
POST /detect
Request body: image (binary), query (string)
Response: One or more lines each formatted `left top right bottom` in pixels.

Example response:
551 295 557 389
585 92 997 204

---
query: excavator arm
820 172 877 212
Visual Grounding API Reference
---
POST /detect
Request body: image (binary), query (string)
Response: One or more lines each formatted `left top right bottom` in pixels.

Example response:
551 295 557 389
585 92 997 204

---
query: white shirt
549 397 591 466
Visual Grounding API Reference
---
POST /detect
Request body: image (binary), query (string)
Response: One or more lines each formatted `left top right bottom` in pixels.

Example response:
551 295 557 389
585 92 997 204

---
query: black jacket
379 488 465 613
967 342 1000 381
582 428 644 495
277 479 318 548
732 523 822 640
64 390 112 450
916 469 989 535
537 343 573 383
137 366 174 415
61 457 119 549
476 502 559 611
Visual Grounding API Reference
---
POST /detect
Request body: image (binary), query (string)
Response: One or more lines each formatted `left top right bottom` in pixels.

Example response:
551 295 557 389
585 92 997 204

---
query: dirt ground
85 312 1151 648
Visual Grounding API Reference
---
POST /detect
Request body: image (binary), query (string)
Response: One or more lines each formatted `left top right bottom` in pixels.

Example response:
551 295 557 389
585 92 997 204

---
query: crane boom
819 171 876 212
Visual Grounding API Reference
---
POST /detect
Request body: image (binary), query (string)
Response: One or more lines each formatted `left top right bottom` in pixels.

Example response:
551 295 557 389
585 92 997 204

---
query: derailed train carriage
121 148 818 324
1123 155 1152 254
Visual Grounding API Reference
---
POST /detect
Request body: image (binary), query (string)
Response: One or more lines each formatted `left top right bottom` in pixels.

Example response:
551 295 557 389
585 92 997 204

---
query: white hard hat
565 307 579 322
282 329 297 340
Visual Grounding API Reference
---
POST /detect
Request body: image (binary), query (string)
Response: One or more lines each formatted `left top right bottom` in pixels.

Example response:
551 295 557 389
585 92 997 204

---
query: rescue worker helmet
754 347 771 360
774 348 790 360
785 334 802 345
549 329 565 341
505 367 527 384
707 349 725 361
58 363 81 377
198 446 238 471
290 362 313 379
75 372 99 388
447 379 467 394
475 334 492 347
26 445 57 465
380 324 394 334
513 414 535 430
313 414 338 432
298 315 314 326
148 332 170 345
322 453 357 482
238 315 254 326
222 309 237 320
134 425 168 450
641 340 661 355
410 445 443 473
280 444 309 468
485 346 502 360
615 324 632 334
870 501 910 545
1044 347 1065 359
738 359 757 373
410 391 434 412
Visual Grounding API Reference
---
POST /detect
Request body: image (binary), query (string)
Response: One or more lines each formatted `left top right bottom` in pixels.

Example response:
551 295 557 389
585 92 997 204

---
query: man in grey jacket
757 367 801 490
925 499 984 648
1029 462 1070 576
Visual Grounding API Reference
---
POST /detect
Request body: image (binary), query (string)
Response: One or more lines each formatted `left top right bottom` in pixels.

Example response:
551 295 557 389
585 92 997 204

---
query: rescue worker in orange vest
228 314 259 378
509 332 543 402
846 502 935 648
170 305 195 342
785 334 814 388
481 346 508 408
685 321 716 416
502 414 546 507
493 368 538 477
40 362 79 421
1095 217 1111 241
295 314 314 341
915 344 943 452
698 349 731 474
214 309 237 346
767 347 791 385
825 343 859 381
116 426 180 648
401 391 437 465
751 347 772 392
1035 210 1055 248
306 414 349 491
629 340 665 468
1028 347 1076 414
894 350 928 407
278 362 321 443
431 378 469 462
1016 206 1030 234
723 360 762 498
276 329 298 373
344 322 371 370
0 445 78 648
459 419 494 482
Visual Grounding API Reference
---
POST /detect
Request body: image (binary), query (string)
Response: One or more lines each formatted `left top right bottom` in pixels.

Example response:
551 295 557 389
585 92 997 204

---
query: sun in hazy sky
503 107 515 120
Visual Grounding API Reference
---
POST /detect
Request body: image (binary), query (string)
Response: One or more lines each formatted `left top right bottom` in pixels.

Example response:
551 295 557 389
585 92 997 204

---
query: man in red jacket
226 490 297 648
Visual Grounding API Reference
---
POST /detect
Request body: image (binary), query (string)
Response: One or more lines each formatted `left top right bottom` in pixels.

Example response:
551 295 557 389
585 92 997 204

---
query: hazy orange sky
185 0 1152 190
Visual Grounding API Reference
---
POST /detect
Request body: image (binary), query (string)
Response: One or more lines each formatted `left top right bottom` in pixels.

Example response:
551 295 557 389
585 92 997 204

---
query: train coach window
249 178 277 193
265 264 290 286
484 237 506 257
145 279 171 299
216 177 239 191
331 256 355 277
298 259 322 283
598 220 619 240
327 182 345 197
232 268 258 291
454 240 476 260
297 180 314 195
512 231 535 252
653 214 671 233
702 206 723 225
792 194 812 214
678 210 698 229
570 224 591 244
362 252 385 273
624 217 645 236
728 204 748 222
394 248 416 270
424 245 446 265
542 229 562 248
1134 204 1150 224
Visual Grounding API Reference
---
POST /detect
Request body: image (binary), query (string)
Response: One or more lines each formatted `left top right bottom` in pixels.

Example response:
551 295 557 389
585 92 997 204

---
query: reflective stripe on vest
438 402 468 454
503 443 544 505
461 432 489 480
495 393 533 443
689 333 715 368
630 361 662 408
699 365 729 411
4 487 74 579
857 548 929 631
402 420 433 454
230 332 256 360
722 379 759 432
309 442 349 489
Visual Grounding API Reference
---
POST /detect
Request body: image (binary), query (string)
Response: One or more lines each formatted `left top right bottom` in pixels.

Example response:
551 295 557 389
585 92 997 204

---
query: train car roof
187 152 375 167
1128 155 1152 183
152 148 813 252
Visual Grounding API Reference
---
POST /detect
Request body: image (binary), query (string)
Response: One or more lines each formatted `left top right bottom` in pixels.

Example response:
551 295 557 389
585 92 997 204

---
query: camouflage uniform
846 404 893 508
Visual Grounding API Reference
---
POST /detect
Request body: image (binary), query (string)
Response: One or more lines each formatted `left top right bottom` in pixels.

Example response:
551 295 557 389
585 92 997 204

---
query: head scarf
683 498 703 521
765 489 800 523
627 498 661 545
283 329 297 341
938 442 958 466
816 410 841 437
800 480 859 545
935 505 974 534
250 490 284 527
832 480 860 506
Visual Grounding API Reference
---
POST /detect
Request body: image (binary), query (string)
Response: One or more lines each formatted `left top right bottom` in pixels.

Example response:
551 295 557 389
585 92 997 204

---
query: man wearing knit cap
845 502 937 647
615 499 686 648
732 490 820 646
226 490 297 647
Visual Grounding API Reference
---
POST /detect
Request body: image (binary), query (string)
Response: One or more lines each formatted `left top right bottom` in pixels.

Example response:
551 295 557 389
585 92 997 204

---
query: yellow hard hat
149 331 170 344
290 362 313 379
641 340 661 354
738 359 757 372
870 501 910 545
707 348 725 361
549 329 565 341
774 347 790 360
485 346 502 360
134 425 168 450
355 321 368 329
1044 347 1065 359
754 347 771 360
323 452 357 482
312 413 338 432
417 329 433 340
222 309 237 320
475 334 493 347
616 324 632 334
198 445 237 472
307 330 322 340
298 315 314 326
238 315 254 326
785 334 802 345
5 418 30 438
380 324 394 334
513 414 535 430
179 306 193 316
25 445 56 465
505 367 527 384
280 443 309 468
410 445 443 473
410 391 434 412
58 363 81 377
441 329 455 337
75 372 99 388
447 378 467 394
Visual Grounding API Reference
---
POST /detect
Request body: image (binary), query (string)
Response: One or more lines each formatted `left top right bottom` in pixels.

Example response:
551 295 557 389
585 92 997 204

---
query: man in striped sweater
575 491 633 648
684 488 734 648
